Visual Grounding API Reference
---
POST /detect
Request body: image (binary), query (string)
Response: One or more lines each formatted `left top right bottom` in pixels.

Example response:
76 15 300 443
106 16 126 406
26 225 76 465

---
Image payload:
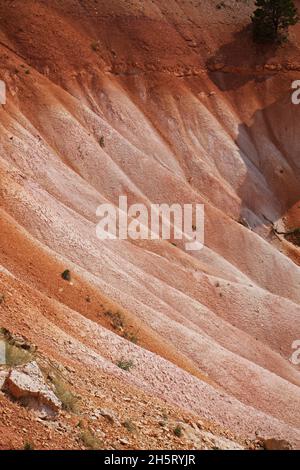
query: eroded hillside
0 0 300 450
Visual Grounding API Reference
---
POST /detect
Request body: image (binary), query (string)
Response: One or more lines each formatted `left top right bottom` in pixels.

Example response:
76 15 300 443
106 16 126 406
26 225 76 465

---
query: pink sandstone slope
0 0 300 449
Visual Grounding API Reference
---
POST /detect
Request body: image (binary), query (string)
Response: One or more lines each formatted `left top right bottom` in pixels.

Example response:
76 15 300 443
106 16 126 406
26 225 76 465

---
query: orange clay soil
1 0 300 449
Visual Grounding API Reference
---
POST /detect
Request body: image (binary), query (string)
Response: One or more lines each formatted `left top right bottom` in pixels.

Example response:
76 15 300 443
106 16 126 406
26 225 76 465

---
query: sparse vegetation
105 310 124 331
23 441 34 450
104 310 139 343
99 136 105 148
80 429 103 450
216 1 226 9
91 42 99 51
0 328 35 366
5 343 33 366
61 269 71 281
173 424 183 438
50 373 79 413
116 358 134 371
123 419 137 433
159 412 168 427
123 330 139 344
252 0 299 43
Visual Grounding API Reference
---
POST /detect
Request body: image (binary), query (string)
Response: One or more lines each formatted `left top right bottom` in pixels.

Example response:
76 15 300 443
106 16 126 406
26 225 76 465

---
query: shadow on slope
206 26 282 91
235 93 300 233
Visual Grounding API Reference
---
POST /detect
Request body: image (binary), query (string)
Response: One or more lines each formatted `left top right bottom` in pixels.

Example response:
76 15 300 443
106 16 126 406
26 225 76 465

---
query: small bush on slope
252 0 299 43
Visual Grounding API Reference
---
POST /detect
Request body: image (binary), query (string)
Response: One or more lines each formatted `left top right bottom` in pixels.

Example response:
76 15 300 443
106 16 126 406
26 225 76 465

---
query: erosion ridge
0 0 300 450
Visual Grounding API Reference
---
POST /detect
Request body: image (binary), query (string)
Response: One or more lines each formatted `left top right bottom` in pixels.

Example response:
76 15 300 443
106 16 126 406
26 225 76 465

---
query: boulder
3 361 61 417
262 438 292 450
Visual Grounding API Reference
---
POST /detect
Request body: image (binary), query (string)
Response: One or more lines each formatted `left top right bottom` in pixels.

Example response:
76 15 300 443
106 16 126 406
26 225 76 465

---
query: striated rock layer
0 0 300 449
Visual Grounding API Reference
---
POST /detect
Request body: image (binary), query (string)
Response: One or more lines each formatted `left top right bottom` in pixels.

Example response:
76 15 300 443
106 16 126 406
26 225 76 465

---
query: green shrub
105 311 124 331
80 429 103 450
173 425 183 438
51 374 79 413
61 269 71 281
123 330 139 344
123 420 136 433
23 441 34 450
252 0 299 43
5 343 33 367
91 42 98 51
99 136 105 148
116 358 134 371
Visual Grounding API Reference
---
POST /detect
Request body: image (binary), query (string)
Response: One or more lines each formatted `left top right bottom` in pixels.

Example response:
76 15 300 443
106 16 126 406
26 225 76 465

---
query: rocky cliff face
0 0 300 450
